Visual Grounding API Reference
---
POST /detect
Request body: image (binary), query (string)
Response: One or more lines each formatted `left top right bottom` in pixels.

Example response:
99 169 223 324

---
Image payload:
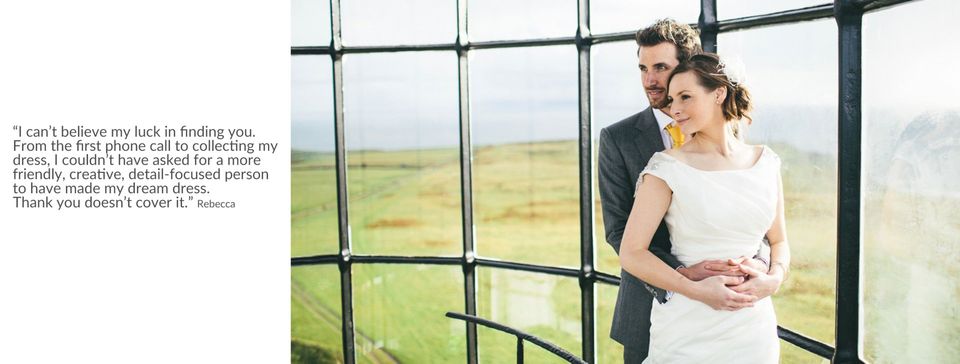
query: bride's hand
689 276 758 311
729 264 783 299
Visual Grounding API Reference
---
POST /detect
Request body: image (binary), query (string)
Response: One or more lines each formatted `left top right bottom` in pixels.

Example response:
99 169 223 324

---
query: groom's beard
646 87 666 108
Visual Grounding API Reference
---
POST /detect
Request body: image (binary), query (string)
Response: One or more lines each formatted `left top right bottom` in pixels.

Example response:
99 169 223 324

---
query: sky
291 0 959 152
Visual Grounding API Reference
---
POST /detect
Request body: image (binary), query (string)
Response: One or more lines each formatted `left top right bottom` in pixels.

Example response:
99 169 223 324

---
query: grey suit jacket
598 107 682 349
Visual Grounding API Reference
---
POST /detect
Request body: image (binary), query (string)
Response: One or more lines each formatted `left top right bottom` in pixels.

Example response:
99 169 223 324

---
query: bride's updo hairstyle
665 53 753 124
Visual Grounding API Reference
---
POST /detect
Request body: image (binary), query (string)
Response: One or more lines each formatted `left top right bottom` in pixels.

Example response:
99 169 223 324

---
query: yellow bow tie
664 123 685 149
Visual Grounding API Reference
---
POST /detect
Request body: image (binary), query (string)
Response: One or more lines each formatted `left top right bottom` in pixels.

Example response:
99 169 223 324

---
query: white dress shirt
652 108 675 150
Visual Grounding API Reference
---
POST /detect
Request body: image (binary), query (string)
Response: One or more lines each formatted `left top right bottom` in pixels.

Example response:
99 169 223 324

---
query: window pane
477 268 581 362
469 0 576 42
292 0 331 47
592 41 648 276
292 56 336 257
344 52 462 256
341 0 455 46
354 264 466 362
597 282 624 364
591 1 699 35
291 265 342 363
718 0 830 20
781 343 829 364
470 45 580 268
863 0 960 362
718 19 838 345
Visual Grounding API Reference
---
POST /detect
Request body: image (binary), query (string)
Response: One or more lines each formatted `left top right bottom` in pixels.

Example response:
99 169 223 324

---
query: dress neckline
659 145 767 173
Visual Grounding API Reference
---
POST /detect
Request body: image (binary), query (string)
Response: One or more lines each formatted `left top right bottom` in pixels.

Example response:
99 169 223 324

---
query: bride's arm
620 174 757 310
764 169 790 282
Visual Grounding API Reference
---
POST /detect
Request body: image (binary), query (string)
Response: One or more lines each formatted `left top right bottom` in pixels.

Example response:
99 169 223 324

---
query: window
718 0 830 20
477 268 581 362
468 0 575 42
354 264 466 362
591 0 698 35
470 45 580 268
291 265 342 361
862 0 960 362
291 1 950 362
292 56 336 256
343 52 462 257
291 0 331 46
340 0 455 46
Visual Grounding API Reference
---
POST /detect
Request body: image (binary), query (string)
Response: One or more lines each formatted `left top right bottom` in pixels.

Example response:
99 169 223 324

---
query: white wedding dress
638 145 781 363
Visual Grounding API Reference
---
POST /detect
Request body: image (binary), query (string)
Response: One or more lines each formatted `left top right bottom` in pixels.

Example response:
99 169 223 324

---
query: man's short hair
635 18 703 63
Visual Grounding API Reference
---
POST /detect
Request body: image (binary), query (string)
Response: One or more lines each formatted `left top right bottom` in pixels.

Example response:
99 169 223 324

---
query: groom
598 19 770 362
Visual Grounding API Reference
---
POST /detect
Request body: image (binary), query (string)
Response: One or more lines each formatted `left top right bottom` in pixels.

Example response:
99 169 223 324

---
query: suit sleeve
598 128 632 254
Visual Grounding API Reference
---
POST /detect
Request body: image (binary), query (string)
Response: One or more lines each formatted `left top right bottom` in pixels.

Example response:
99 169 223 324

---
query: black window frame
290 0 918 362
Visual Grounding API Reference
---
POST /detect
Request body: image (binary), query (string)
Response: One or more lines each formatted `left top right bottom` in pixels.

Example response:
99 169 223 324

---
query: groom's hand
728 256 768 277
679 259 745 281
729 264 783 299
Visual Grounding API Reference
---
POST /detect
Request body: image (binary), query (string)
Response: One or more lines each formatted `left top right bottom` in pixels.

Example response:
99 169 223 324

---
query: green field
291 140 957 363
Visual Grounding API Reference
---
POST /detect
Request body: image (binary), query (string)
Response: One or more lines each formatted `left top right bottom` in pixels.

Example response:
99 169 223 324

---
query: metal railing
295 253 837 360
446 312 588 364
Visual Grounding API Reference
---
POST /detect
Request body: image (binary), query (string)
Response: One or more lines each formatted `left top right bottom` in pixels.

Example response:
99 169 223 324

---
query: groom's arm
598 129 683 283
597 129 633 254
682 240 770 281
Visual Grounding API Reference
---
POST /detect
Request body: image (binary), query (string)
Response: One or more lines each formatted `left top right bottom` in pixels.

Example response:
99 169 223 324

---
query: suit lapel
633 107 667 158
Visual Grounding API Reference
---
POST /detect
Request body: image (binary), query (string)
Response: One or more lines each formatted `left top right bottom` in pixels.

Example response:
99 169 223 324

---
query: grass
291 265 343 361
291 140 957 363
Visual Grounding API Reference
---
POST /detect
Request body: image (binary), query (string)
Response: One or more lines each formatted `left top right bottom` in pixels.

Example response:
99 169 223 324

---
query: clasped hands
677 257 783 311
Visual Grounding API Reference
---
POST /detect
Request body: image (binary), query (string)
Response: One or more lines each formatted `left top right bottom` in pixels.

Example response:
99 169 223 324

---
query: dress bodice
637 145 781 266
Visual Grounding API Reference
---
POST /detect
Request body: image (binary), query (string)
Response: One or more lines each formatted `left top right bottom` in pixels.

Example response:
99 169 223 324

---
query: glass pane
354 264 466 362
525 345 573 364
591 1 699 35
718 0 830 20
470 45 580 268
718 19 838 345
863 0 960 362
477 268 581 363
291 265 342 363
592 41 649 276
596 282 624 364
292 0 331 47
469 0 576 42
344 52 462 256
781 342 829 363
292 56 337 257
341 0 456 46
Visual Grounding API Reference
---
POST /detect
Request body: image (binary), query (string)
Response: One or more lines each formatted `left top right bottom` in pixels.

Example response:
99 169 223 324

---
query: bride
619 53 791 363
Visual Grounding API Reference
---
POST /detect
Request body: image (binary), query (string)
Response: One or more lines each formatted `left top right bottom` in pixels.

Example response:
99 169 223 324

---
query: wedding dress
639 145 781 363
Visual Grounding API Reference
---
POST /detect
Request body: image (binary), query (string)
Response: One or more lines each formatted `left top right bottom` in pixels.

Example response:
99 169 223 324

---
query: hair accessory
717 55 747 88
